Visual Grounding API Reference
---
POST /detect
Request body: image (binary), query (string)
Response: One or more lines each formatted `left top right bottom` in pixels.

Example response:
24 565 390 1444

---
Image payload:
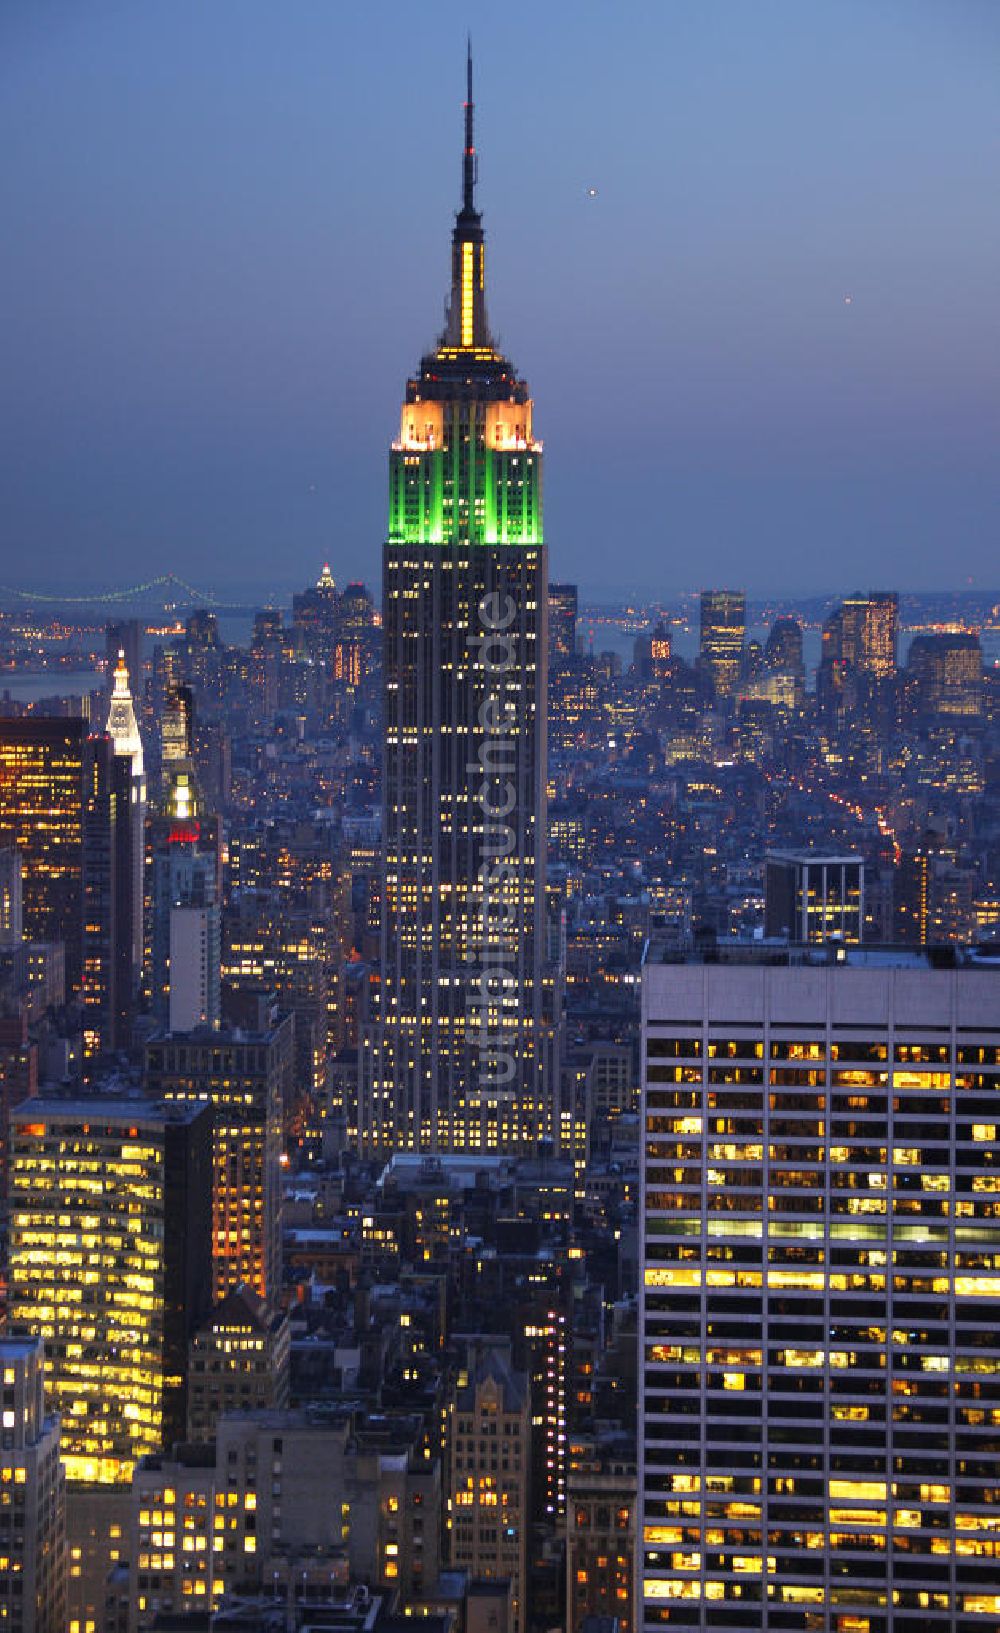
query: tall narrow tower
361 53 552 1155
104 649 146 987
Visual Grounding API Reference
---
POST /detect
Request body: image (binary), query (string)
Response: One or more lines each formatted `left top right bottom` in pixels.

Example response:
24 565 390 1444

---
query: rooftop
10 1095 210 1127
379 1152 515 1190
0 1336 42 1358
766 849 862 867
644 938 1000 972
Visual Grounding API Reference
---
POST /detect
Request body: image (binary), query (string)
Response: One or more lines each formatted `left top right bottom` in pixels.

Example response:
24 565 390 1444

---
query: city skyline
3 15 1000 1633
3 2 999 596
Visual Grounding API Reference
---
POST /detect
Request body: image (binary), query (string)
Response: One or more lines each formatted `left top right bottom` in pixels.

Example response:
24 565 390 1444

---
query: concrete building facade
640 948 1000 1631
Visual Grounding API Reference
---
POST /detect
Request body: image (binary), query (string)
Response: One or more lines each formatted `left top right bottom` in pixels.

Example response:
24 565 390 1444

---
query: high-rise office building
149 693 225 1031
0 720 134 1060
841 591 898 677
818 605 850 728
0 1335 66 1633
906 631 983 720
145 1021 291 1303
0 720 89 992
292 561 340 662
699 591 746 701
0 1007 37 1213
819 593 899 733
104 649 146 987
361 54 552 1155
549 583 578 665
634 624 674 686
764 850 865 944
639 945 1000 1631
80 733 127 1063
150 814 221 1033
8 1098 212 1487
523 1300 568 1525
0 846 24 944
185 1285 291 1442
566 1438 636 1633
160 682 195 786
447 1343 530 1633
168 895 221 1032
0 721 134 1051
338 580 377 639
895 848 931 946
763 616 806 706
126 1411 440 1627
763 616 803 676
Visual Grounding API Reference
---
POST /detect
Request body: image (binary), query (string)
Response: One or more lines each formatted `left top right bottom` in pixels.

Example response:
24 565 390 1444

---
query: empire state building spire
441 44 493 354
461 37 477 219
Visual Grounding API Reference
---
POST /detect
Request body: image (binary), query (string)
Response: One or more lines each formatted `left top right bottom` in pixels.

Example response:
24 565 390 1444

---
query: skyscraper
104 649 146 988
159 681 195 789
149 759 221 1033
185 1285 291 1442
0 720 89 992
699 591 746 701
841 590 898 677
0 846 24 944
906 631 983 720
0 1336 66 1633
0 720 134 1060
292 560 340 668
446 1343 530 1633
764 849 865 943
819 592 899 734
167 889 221 1031
145 1021 291 1303
548 582 578 665
895 847 931 945
8 1097 212 1487
361 53 552 1155
763 615 805 706
639 944 1000 1631
80 733 131 1063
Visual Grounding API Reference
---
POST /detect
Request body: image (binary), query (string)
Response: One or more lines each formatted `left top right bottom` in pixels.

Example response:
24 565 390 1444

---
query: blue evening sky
1 1 998 599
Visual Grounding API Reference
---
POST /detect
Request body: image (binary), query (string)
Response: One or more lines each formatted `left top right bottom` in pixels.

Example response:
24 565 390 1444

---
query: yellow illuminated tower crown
389 45 542 550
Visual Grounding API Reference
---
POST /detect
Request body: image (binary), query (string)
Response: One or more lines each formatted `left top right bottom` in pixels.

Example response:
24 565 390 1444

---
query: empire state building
360 53 554 1155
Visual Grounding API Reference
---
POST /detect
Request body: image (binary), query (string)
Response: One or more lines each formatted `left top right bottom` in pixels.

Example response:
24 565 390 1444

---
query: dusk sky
2 1 998 599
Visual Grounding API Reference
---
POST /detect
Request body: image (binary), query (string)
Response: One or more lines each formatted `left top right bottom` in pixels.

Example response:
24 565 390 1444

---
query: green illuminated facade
389 430 542 547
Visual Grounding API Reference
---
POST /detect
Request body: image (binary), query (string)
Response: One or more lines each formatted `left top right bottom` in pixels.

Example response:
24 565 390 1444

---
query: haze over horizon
2 0 998 596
